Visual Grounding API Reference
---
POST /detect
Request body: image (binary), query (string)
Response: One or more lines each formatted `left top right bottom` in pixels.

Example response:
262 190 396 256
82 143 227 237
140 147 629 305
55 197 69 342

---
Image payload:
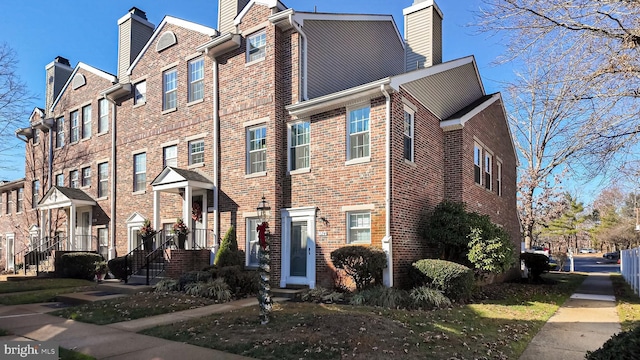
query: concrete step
271 288 306 300
95 279 155 294
56 290 128 305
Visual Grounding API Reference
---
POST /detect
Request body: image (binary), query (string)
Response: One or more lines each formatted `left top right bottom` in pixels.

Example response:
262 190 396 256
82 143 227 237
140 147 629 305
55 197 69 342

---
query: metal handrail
124 233 172 285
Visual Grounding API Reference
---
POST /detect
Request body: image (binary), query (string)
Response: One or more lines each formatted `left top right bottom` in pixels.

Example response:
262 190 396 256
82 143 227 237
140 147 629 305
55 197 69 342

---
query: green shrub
349 286 409 309
520 252 550 282
60 253 103 280
214 226 243 267
108 256 131 280
154 279 179 292
410 259 474 301
299 287 345 303
330 246 387 291
586 324 640 360
409 286 452 309
421 201 473 263
184 279 232 302
178 270 212 290
467 224 515 275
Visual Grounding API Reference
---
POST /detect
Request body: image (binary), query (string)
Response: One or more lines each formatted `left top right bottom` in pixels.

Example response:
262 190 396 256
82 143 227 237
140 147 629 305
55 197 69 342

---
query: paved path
519 273 621 360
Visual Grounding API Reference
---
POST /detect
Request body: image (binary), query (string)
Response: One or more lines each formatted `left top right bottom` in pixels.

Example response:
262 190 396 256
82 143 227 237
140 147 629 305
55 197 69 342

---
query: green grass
59 347 96 360
0 278 94 293
610 273 640 331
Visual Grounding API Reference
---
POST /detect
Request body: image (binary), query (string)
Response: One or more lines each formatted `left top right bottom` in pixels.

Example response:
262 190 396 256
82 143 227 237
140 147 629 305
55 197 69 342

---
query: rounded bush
410 259 474 301
520 252 550 281
61 252 103 280
586 324 640 360
108 256 131 280
331 246 387 291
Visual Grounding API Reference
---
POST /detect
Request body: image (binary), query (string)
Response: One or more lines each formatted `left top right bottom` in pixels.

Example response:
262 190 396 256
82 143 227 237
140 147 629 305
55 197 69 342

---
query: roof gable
235 0 286 26
38 186 96 210
50 63 117 113
151 166 213 192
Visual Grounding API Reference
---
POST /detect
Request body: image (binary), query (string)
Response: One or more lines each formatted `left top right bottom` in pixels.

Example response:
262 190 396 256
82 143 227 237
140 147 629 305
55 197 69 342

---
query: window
188 58 204 102
98 162 108 198
484 152 492 190
70 170 79 188
404 109 415 162
163 69 177 110
189 140 205 165
82 167 91 187
56 117 65 148
16 188 23 213
163 145 177 167
32 128 39 144
246 218 260 268
347 212 371 244
134 81 146 105
5 191 10 215
98 228 108 260
98 98 109 133
247 31 266 62
55 174 64 187
247 126 266 174
32 180 40 208
82 105 91 139
348 106 370 160
0 192 3 215
289 122 310 171
474 144 482 185
497 161 502 197
70 110 79 143
133 153 147 192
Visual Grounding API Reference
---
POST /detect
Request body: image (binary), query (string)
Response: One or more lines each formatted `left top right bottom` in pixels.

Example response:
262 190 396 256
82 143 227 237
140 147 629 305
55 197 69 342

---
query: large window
348 106 370 160
133 153 146 192
16 188 23 213
484 152 492 190
134 81 146 105
163 145 177 167
247 31 266 62
98 162 108 198
404 108 415 162
82 104 91 139
289 122 310 171
347 212 371 244
70 170 79 188
56 117 65 148
246 218 260 268
32 180 40 208
247 126 266 174
98 98 109 134
70 110 79 143
474 144 482 185
188 58 204 102
82 166 91 187
189 140 205 165
56 174 64 187
163 69 177 110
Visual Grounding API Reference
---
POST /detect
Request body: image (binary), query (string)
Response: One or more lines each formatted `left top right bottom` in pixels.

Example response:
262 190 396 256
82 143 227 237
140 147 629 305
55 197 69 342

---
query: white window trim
188 139 205 166
98 98 109 134
162 68 178 111
474 142 483 186
346 211 372 245
246 125 267 175
287 121 311 174
484 151 493 191
245 217 260 268
496 160 503 196
188 57 205 104
163 144 178 168
133 152 147 194
403 104 415 163
97 162 109 199
133 80 147 107
346 104 371 164
81 104 92 140
246 30 267 64
70 110 79 144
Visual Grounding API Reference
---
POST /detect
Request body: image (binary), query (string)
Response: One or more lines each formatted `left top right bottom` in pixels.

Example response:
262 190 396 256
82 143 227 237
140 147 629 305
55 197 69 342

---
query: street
561 254 620 273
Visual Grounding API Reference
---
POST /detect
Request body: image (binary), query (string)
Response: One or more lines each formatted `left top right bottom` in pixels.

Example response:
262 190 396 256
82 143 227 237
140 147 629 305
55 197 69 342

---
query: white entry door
6 234 14 270
280 207 316 289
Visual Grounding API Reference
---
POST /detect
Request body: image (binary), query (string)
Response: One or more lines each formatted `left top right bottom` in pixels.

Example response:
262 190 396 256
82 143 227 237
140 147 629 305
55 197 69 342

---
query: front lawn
0 278 96 305
611 273 640 331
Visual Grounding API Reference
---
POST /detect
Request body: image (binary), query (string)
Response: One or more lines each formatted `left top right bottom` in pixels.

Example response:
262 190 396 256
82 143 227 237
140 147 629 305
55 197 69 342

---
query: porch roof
38 186 96 210
151 166 214 193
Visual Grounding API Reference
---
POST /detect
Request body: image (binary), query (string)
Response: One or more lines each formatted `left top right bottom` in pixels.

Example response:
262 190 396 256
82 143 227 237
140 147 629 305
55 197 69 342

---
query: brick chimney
44 56 73 115
218 0 250 33
404 0 443 71
117 7 154 83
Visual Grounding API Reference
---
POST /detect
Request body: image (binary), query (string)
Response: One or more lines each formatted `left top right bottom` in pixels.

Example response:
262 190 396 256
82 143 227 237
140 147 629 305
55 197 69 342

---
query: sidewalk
519 273 621 360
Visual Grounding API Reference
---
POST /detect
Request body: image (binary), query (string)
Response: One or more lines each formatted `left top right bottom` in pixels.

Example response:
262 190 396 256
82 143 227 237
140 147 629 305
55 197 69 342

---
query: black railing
14 235 98 276
124 233 173 285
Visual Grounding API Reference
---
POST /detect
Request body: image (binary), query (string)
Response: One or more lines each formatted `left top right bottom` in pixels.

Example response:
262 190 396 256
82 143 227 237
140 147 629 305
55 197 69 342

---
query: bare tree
0 42 34 170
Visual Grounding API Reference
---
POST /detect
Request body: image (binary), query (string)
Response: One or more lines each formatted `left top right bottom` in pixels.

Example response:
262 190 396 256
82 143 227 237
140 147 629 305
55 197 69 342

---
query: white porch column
153 189 161 230
69 204 77 250
184 186 192 249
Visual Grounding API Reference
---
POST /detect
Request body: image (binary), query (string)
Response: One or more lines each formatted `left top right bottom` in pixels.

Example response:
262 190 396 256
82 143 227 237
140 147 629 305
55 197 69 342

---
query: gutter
380 84 393 287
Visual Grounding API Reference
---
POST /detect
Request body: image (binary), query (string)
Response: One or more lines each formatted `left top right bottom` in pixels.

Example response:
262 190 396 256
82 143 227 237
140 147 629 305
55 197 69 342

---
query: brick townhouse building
3 0 520 287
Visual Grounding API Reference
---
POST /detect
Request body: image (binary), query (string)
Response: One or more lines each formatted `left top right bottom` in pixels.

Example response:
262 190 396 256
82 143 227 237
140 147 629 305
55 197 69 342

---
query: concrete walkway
519 273 621 360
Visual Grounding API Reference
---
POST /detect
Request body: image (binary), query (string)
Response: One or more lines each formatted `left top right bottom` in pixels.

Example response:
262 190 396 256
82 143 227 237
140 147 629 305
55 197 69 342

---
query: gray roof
52 186 96 202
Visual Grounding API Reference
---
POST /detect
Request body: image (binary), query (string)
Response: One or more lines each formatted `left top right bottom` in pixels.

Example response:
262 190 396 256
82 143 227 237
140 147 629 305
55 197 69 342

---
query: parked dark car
603 251 620 260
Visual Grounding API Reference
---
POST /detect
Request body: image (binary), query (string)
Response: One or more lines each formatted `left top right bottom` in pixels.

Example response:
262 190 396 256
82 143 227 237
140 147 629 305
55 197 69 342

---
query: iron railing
14 235 98 275
124 232 173 285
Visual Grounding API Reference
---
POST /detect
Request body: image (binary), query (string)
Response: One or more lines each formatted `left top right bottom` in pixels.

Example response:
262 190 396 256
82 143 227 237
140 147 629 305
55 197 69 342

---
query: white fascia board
30 107 45 119
235 0 286 26
389 55 475 91
403 0 444 19
440 93 500 129
50 63 117 113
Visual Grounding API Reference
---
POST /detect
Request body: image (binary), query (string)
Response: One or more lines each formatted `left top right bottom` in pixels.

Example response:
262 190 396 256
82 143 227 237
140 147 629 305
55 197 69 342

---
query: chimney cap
54 56 71 66
128 7 148 20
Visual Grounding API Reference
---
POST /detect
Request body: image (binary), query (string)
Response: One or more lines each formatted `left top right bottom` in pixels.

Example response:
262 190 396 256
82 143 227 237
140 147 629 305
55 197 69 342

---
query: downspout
105 97 117 260
289 14 308 101
212 56 220 258
381 85 393 287
44 123 54 246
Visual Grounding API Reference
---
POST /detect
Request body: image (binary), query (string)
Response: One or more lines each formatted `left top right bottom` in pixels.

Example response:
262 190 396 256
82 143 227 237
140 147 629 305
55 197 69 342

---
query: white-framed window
163 69 177 110
16 188 23 213
163 145 178 167
474 143 482 185
189 139 205 165
56 117 65 148
497 161 502 196
70 111 79 143
404 108 415 162
133 153 146 192
484 152 492 190
246 218 260 268
247 126 266 174
70 170 79 188
347 211 371 244
98 162 108 198
56 174 64 187
289 121 310 171
347 106 370 160
32 180 40 209
134 81 146 105
98 98 109 134
82 104 91 139
247 31 266 62
81 166 91 187
98 228 108 260
188 58 204 102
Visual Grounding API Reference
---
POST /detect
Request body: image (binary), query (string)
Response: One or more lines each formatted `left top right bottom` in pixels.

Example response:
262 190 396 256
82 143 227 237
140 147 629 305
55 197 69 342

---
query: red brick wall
164 249 210 279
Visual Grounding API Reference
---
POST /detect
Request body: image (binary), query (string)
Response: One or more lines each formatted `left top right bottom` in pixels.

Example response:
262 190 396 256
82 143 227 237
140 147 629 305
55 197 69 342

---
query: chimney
217 0 250 33
117 7 154 83
44 56 73 115
403 0 443 71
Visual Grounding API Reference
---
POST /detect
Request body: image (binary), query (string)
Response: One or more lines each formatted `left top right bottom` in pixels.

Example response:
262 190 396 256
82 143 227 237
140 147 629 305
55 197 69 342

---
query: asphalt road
561 254 620 273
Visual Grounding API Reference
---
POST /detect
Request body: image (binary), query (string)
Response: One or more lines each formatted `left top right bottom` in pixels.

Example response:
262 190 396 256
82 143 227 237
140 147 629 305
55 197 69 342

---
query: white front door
6 234 14 270
280 207 316 289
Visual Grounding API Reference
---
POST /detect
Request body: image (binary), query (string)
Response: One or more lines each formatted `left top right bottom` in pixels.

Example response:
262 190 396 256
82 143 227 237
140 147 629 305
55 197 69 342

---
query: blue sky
0 0 506 181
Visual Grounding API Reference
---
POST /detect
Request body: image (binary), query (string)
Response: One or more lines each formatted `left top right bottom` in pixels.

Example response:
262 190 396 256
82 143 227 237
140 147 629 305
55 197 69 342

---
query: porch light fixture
257 195 271 223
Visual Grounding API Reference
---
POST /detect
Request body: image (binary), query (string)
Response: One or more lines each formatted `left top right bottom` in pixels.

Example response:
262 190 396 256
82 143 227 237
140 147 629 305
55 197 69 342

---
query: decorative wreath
192 201 202 222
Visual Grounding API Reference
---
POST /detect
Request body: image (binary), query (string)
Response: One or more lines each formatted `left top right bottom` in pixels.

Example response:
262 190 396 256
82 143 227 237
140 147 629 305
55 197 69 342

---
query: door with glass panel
280 208 316 288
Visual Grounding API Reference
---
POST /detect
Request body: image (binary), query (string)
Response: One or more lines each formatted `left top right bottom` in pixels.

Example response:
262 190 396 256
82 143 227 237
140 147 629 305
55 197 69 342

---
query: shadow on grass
610 273 640 331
